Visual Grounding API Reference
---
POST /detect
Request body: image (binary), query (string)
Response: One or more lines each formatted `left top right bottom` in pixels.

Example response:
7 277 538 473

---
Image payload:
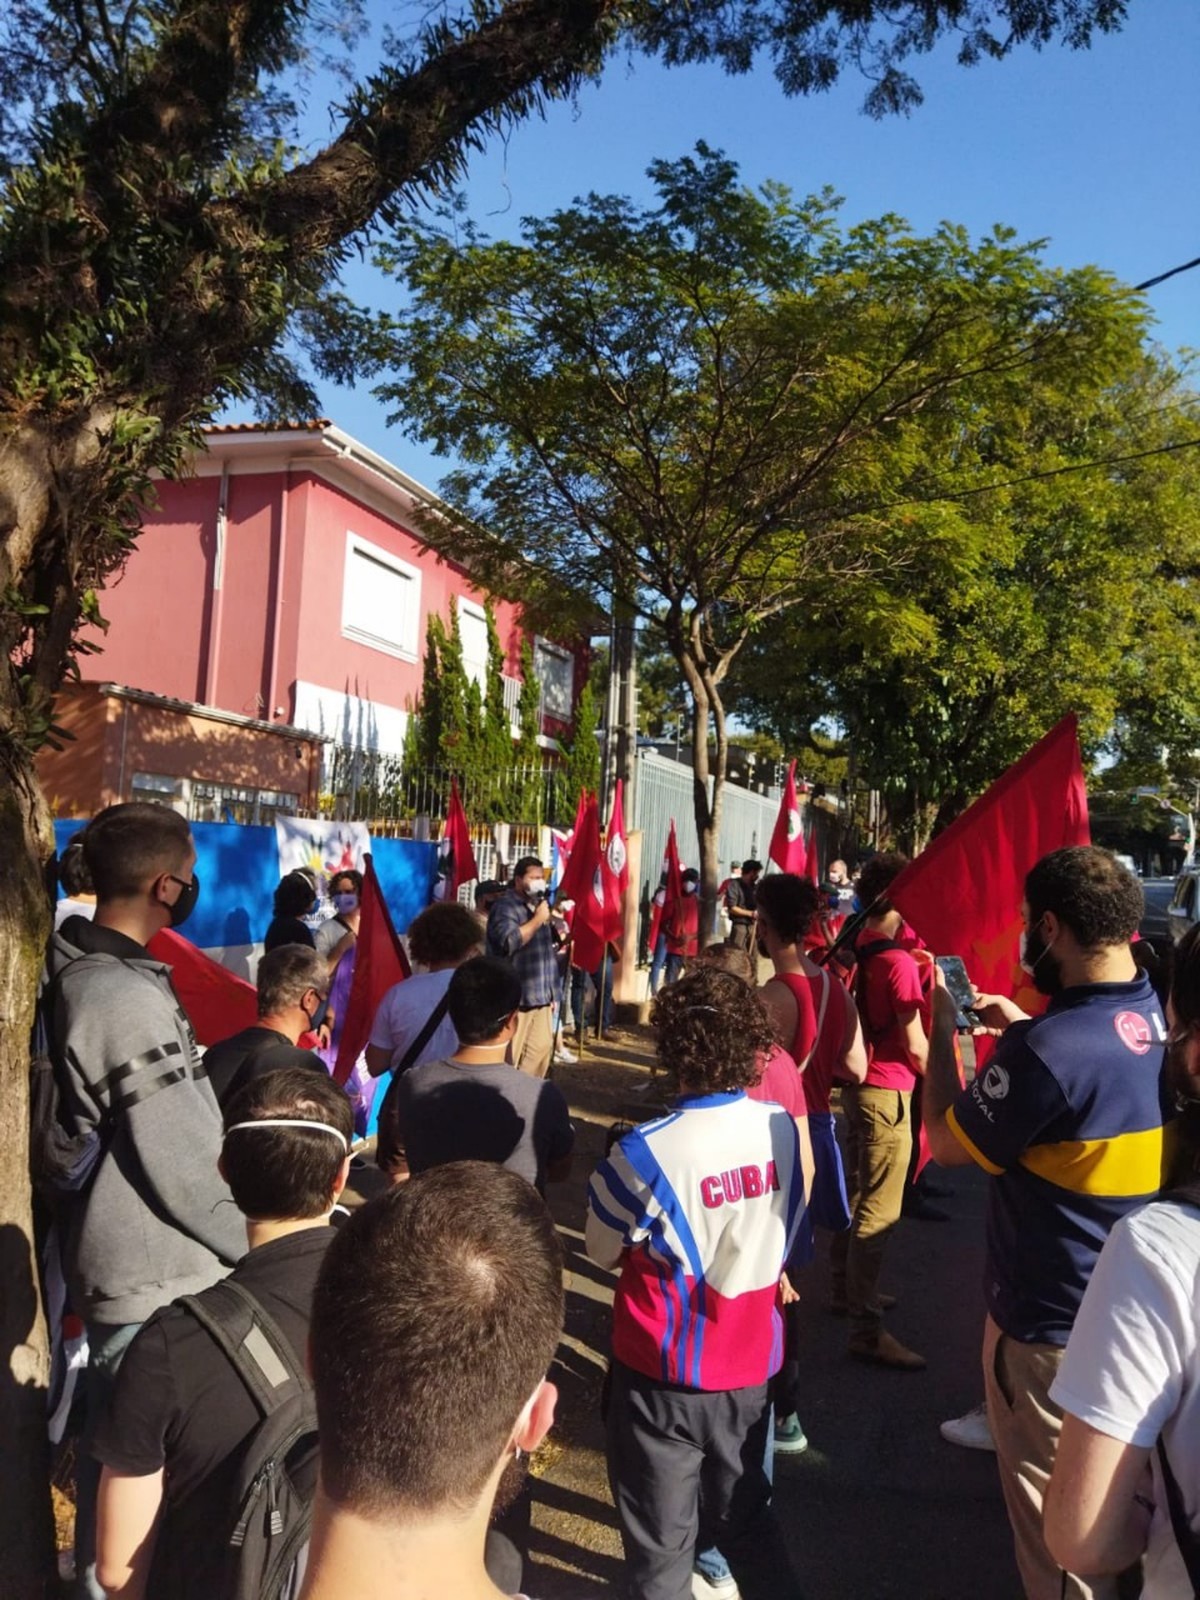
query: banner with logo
275 818 371 897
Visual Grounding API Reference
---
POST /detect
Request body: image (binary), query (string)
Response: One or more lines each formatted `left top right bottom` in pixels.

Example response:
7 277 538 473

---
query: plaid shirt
486 889 559 1008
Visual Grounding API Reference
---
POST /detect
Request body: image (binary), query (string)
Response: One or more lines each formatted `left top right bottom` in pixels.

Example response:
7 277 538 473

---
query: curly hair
407 901 485 967
1025 846 1143 948
754 873 820 946
855 851 910 915
651 964 776 1093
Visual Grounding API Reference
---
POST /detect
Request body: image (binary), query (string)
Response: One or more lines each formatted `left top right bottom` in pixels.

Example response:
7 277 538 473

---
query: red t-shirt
854 928 927 1092
747 1042 807 1119
767 969 854 1115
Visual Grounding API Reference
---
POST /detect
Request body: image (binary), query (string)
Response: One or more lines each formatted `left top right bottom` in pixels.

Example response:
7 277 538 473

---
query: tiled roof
205 419 333 434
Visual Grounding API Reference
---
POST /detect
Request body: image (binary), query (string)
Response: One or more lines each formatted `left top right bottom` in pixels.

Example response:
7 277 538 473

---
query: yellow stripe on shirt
1018 1125 1169 1197
945 1105 1004 1176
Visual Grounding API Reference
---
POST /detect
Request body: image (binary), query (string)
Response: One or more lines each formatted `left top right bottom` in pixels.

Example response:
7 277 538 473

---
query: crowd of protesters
31 800 1200 1600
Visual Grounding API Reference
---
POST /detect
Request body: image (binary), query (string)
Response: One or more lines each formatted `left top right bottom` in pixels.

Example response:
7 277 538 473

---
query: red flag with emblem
334 856 411 1084
558 792 606 973
432 779 478 903
147 928 258 1047
891 714 1091 1015
603 780 630 947
769 761 808 877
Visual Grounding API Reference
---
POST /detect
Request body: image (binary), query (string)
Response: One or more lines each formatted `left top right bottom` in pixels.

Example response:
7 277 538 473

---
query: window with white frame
534 638 575 722
341 534 421 659
459 599 488 690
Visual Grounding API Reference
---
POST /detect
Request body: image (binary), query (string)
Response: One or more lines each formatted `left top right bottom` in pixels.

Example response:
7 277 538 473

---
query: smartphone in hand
935 955 981 1030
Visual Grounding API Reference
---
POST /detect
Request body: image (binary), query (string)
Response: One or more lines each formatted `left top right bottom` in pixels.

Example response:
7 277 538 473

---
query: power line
878 435 1200 512
1134 257 1200 293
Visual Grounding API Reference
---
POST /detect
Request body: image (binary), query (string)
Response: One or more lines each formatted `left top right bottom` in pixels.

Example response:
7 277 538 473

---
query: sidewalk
529 1027 1020 1600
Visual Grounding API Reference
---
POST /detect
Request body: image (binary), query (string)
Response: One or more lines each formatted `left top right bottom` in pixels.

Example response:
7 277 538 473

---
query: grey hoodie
48 916 244 1325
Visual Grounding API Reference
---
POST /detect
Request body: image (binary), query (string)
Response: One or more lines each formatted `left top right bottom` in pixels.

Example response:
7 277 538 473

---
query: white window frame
341 533 422 661
459 598 489 691
534 636 575 723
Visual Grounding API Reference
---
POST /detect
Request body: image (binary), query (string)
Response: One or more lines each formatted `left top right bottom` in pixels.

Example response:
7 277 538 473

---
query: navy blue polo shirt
947 975 1172 1345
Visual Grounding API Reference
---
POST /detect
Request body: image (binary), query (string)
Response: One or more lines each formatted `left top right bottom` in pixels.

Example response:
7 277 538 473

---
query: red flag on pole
648 820 683 952
558 792 607 973
603 779 630 947
890 714 1091 1013
334 856 411 1084
555 789 589 889
147 928 259 1046
432 778 478 903
768 760 808 877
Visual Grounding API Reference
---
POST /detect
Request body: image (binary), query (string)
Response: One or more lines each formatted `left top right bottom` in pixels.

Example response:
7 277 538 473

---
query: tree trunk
0 749 57 1597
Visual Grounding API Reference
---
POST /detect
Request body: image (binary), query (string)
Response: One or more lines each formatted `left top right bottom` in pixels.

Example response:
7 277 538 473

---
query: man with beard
1045 918 1200 1599
923 846 1171 1600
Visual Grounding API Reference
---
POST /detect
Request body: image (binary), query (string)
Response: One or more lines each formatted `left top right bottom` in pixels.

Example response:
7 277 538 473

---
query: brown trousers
829 1084 912 1338
512 1003 553 1079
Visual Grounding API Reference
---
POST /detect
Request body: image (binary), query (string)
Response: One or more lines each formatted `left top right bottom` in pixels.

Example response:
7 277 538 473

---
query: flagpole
596 943 608 1045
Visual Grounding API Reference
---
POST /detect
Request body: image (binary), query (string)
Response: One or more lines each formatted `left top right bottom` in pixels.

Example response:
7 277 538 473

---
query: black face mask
1023 922 1063 997
167 872 200 929
306 992 330 1032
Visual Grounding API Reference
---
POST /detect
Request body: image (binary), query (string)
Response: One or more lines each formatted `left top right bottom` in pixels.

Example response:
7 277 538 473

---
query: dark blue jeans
570 963 614 1034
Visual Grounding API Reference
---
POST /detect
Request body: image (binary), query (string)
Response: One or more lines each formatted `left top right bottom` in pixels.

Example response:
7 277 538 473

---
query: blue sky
262 0 1200 488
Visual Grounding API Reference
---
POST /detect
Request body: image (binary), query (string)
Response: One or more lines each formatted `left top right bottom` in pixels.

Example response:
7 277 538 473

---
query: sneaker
848 1329 926 1370
939 1402 995 1452
554 1045 578 1064
773 1413 809 1454
691 1571 739 1600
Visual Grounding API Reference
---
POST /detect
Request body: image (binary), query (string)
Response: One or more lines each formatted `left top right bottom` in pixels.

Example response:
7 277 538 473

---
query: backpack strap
178 1279 308 1419
393 991 452 1079
853 939 902 1043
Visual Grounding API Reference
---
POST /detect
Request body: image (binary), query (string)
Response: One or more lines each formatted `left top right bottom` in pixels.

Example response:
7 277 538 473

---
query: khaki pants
829 1085 912 1338
512 1004 553 1079
983 1316 1120 1600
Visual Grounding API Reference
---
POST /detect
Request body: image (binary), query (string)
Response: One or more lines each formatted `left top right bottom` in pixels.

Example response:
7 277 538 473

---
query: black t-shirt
263 915 316 953
92 1227 333 1599
202 1026 326 1110
395 1057 573 1193
725 878 758 949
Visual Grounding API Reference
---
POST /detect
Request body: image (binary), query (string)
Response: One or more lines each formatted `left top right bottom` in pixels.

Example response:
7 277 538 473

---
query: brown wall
37 685 323 816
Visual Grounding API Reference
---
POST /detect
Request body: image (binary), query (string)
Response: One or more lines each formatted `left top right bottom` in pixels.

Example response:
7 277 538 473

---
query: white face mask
524 878 546 898
684 882 698 896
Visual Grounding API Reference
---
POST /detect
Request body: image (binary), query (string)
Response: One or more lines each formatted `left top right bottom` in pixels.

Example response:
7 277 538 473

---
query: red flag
558 792 607 972
648 821 683 951
432 779 478 903
890 715 1091 1014
603 780 630 947
556 790 589 887
147 928 258 1047
334 857 411 1084
769 761 808 876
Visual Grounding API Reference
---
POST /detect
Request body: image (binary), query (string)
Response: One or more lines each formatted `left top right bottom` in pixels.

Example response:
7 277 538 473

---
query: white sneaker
691 1570 739 1600
939 1402 995 1452
554 1045 578 1064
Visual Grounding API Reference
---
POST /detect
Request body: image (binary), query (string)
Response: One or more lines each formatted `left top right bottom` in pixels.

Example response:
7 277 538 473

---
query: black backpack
176 1278 318 1600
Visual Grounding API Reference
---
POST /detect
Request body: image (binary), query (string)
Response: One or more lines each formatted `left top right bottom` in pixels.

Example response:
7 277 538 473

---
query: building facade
38 421 585 818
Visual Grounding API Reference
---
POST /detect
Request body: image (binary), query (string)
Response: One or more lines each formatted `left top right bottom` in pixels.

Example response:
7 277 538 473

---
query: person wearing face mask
202 944 331 1109
312 869 362 1081
264 869 321 953
663 867 701 985
44 802 244 1600
486 856 561 1078
922 845 1170 1600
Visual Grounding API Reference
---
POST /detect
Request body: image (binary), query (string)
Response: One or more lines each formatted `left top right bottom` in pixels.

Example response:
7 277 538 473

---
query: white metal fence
632 749 781 887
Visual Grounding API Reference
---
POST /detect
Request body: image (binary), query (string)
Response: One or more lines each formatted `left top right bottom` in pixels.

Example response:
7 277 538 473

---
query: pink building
38 421 584 819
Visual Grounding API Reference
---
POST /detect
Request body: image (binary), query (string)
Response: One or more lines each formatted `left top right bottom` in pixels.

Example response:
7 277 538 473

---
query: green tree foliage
0 3 1147 1584
374 146 1151 901
731 352 1200 849
564 675 602 802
